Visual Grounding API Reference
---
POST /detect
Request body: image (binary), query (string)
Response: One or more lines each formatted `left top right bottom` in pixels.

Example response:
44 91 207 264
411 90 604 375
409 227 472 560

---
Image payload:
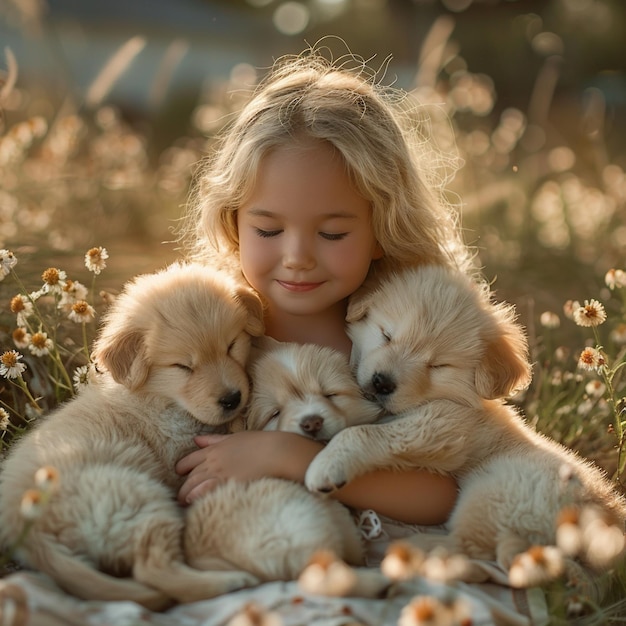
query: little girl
175 50 475 526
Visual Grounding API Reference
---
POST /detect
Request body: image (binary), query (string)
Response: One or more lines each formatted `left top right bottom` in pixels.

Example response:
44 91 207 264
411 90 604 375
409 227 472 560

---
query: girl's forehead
242 144 370 221
263 138 339 161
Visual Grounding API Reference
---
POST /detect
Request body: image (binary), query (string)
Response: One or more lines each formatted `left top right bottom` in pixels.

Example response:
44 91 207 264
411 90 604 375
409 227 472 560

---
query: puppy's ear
234 286 265 337
346 293 372 323
92 329 150 391
475 303 532 399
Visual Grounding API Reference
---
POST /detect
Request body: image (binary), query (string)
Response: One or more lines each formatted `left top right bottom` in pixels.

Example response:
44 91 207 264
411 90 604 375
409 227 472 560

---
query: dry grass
1 2 625 622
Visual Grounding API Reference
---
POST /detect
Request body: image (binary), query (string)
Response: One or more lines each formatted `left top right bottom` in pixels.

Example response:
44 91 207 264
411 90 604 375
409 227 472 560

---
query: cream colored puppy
247 341 383 439
0 263 264 609
305 265 626 577
184 342 383 583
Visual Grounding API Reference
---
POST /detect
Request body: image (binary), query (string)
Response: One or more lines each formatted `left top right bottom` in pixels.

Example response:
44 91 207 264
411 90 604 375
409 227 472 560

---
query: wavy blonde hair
180 48 474 284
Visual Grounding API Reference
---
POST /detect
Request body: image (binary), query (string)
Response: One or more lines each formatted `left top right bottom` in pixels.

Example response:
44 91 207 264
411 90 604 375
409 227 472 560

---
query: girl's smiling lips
276 280 324 292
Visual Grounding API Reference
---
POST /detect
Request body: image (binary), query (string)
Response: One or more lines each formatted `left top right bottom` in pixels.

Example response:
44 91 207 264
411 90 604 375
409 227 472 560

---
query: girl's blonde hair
180 48 474 281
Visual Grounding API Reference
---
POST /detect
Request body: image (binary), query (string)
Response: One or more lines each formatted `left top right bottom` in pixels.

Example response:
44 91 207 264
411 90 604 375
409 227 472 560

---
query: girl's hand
175 430 322 504
175 430 458 525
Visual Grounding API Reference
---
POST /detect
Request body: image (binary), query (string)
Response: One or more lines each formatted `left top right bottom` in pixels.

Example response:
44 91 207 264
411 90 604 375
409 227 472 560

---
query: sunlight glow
273 2 310 35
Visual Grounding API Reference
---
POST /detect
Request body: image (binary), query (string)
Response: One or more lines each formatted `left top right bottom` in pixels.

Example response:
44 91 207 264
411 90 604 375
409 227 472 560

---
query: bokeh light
273 2 310 35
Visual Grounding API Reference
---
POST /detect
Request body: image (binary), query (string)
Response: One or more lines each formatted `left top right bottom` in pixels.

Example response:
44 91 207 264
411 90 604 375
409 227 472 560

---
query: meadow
1 1 625 623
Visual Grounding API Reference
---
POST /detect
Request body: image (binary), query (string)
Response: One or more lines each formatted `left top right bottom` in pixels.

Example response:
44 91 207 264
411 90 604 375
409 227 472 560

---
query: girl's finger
193 433 230 447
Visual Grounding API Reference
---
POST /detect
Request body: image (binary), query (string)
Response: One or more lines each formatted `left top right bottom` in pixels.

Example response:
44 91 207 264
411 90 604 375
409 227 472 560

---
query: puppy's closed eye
174 363 193 373
260 409 281 430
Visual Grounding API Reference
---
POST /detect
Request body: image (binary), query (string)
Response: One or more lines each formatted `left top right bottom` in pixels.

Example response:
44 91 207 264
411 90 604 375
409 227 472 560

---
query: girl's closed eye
320 232 348 241
254 228 283 238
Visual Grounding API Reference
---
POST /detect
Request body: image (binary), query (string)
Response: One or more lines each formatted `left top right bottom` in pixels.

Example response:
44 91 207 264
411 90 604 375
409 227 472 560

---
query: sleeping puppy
184 342 385 588
246 341 383 439
0 263 264 609
304 265 626 580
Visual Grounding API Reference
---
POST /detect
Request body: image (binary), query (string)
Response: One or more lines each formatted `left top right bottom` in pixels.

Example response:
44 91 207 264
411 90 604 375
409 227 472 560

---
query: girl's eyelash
254 229 347 241
254 228 282 238
320 232 348 241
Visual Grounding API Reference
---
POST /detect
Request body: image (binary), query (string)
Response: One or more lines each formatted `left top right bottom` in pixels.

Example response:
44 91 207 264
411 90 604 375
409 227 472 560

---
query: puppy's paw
304 456 349 493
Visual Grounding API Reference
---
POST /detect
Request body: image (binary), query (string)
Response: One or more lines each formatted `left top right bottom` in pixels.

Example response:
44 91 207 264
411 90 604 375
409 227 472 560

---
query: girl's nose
282 233 316 270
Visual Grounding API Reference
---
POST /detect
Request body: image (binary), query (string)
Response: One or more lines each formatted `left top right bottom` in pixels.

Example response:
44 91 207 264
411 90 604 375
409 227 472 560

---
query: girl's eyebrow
246 208 358 219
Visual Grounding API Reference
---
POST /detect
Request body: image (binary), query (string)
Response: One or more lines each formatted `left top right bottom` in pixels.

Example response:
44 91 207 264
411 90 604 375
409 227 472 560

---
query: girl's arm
175 430 457 525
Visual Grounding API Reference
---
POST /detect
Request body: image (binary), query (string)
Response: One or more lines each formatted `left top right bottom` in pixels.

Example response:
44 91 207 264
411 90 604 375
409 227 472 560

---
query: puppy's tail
27 538 172 611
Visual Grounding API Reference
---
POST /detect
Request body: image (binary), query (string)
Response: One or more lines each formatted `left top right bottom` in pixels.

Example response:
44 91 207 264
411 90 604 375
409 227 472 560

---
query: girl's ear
371 241 384 260
475 303 532 399
234 286 265 337
92 330 150 391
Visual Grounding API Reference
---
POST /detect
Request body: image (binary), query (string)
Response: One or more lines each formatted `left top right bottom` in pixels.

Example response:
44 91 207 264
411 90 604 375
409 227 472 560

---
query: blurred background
4 4 626 599
1 0 625 330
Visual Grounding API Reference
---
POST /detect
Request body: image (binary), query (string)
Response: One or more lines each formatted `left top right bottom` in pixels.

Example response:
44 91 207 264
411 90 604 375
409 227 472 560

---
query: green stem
14 376 42 413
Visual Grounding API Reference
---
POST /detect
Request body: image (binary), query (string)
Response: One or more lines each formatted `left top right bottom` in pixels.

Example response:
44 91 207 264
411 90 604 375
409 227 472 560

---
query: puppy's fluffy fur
0 263 264 609
247 341 383 439
305 265 626 577
184 342 382 582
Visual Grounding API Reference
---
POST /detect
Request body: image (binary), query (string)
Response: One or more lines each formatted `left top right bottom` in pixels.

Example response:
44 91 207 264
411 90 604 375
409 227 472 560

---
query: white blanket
0 516 550 626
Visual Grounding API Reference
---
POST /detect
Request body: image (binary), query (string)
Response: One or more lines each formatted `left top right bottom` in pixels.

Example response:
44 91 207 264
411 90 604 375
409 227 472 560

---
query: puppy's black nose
300 415 324 436
372 372 396 395
219 390 241 411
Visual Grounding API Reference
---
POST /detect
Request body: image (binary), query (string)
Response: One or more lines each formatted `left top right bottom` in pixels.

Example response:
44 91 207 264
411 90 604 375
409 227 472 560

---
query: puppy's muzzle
371 372 396 396
299 415 324 437
219 390 242 412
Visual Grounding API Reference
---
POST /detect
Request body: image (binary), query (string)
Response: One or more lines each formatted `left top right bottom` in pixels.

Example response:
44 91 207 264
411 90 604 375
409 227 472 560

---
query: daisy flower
12 327 31 349
397 595 463 626
0 350 27 379
34 466 60 492
381 541 425 581
85 246 109 275
0 249 17 280
72 364 93 391
556 506 583 557
68 300 96 323
10 294 34 326
508 545 564 587
420 548 470 584
573 299 607 328
226 602 283 626
563 300 580 321
20 489 44 520
540 311 560 329
580 507 626 569
0 408 10 431
584 380 606 398
28 331 54 357
40 267 67 295
59 279 89 312
605 268 626 290
297 550 357 597
577 347 607 372
554 346 570 362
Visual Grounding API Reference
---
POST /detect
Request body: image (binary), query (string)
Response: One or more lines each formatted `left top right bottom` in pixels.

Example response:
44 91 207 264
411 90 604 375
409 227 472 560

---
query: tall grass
1 1 625 622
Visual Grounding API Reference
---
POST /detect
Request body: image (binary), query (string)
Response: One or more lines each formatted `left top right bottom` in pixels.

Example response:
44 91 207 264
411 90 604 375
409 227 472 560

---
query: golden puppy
304 265 626 578
0 263 264 609
247 341 383 439
183 342 383 583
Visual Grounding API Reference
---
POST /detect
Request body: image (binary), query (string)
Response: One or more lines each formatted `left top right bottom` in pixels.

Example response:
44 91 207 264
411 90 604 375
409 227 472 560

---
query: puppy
184 342 383 584
247 341 383 439
0 263 264 609
304 265 626 579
